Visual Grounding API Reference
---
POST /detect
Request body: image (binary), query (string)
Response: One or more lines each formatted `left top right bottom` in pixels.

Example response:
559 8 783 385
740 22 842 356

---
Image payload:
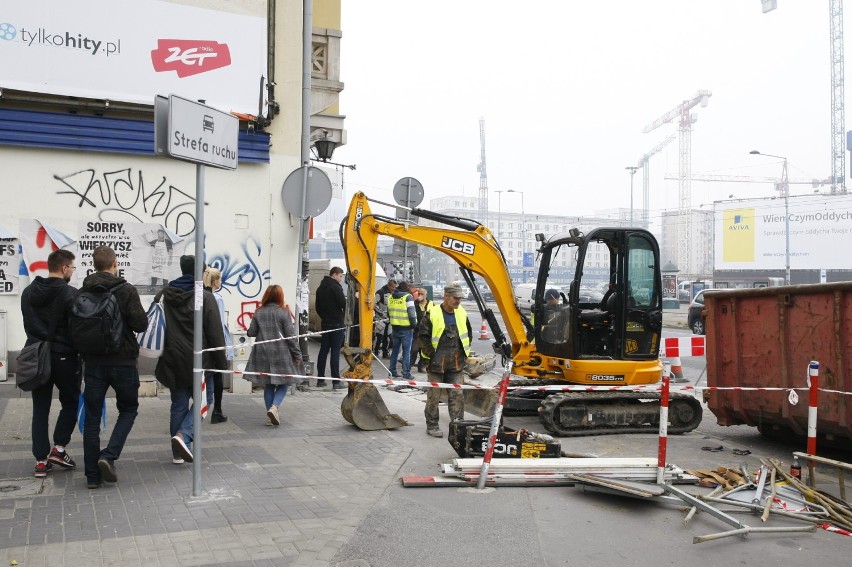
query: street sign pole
192 163 205 496
154 93 238 497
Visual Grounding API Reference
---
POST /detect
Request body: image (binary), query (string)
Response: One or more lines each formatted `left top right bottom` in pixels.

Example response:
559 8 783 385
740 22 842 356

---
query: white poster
0 238 21 295
77 220 187 293
714 194 852 271
0 0 268 116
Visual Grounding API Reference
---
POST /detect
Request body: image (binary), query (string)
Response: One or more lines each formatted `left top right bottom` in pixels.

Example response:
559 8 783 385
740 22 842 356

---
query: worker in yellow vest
388 281 418 379
416 282 472 438
411 287 433 373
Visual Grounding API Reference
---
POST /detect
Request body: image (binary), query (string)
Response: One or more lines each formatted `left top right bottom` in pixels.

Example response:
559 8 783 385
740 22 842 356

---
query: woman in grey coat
245 285 302 426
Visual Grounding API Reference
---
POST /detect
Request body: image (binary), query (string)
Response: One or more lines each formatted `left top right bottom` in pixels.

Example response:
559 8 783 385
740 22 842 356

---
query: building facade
0 0 344 366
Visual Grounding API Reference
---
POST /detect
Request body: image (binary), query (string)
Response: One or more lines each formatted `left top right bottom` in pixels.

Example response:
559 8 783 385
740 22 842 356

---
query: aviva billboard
715 194 852 271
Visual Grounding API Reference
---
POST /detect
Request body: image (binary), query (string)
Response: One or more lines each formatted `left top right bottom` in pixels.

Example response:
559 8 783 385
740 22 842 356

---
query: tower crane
663 172 832 198
762 2 845 193
643 90 712 278
636 134 676 227
477 117 489 218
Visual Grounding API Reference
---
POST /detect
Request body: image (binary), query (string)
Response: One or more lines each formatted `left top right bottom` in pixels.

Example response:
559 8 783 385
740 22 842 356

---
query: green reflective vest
426 305 471 357
388 294 412 327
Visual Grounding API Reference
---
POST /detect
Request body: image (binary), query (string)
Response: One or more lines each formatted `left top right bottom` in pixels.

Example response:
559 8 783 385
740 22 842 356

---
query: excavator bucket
339 348 409 431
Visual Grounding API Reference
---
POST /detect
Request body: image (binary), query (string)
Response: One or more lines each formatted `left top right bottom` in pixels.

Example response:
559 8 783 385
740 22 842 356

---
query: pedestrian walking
77 246 148 488
315 266 346 390
155 256 228 464
245 284 303 426
417 283 472 438
388 281 417 379
20 249 81 478
204 267 233 423
374 279 397 358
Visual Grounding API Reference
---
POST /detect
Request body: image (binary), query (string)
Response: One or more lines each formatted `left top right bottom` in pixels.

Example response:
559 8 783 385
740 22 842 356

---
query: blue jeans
83 365 139 483
170 386 196 454
390 327 414 378
317 323 345 378
264 384 289 409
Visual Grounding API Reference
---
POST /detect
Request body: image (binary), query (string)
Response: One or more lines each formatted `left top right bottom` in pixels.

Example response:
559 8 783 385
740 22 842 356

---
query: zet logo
151 39 231 77
0 22 17 41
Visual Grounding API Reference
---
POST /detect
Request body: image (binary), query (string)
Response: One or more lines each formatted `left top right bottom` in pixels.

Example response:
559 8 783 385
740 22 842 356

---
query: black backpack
70 282 127 355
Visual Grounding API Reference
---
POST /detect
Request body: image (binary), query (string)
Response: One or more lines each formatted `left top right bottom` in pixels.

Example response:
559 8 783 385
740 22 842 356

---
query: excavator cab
532 228 663 369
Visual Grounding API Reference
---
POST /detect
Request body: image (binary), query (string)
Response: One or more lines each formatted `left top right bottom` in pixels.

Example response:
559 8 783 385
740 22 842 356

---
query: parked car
687 289 719 335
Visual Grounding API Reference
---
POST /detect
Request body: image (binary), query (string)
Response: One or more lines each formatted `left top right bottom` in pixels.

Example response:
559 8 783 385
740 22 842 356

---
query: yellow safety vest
387 294 412 327
425 305 471 357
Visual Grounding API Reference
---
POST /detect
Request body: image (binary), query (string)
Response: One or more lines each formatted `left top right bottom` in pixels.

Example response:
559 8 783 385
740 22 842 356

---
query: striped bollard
657 373 670 485
476 366 512 490
806 361 820 482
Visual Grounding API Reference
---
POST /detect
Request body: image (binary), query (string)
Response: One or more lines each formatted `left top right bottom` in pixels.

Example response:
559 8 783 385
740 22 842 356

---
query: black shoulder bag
16 295 64 391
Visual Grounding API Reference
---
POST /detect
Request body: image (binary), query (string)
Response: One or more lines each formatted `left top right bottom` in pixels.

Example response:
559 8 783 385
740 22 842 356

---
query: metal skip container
705 283 852 443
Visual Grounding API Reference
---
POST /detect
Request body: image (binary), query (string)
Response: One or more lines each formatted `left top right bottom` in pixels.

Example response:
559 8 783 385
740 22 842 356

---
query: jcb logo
441 237 475 255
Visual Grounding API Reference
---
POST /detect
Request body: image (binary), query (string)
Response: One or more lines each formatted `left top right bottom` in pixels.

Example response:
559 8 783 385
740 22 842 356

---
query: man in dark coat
78 246 148 488
315 266 346 389
155 255 227 464
21 249 80 478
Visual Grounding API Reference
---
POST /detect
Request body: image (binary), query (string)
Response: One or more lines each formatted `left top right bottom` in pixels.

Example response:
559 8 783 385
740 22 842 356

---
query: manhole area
0 478 45 500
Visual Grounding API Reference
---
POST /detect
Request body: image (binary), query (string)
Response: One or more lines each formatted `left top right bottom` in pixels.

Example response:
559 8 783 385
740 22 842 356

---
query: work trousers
424 369 465 430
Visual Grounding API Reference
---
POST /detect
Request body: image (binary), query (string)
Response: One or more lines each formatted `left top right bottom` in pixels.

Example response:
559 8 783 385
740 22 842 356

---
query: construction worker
387 281 417 379
410 287 433 373
417 282 472 438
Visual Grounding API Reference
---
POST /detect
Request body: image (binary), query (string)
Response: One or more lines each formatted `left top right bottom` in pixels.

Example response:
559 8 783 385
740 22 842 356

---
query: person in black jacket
315 266 346 390
79 246 148 489
21 249 81 478
155 255 228 464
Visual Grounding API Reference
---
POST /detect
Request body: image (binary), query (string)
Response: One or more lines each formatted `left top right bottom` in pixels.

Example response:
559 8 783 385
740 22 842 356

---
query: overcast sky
331 1 836 229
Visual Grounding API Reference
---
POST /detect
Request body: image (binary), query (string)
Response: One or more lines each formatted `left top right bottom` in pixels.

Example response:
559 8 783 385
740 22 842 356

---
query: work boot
211 409 228 424
426 429 443 438
417 364 424 373
315 379 328 388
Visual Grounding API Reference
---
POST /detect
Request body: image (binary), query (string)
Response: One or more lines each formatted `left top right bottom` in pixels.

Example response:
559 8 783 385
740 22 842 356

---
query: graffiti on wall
54 168 197 237
208 236 270 300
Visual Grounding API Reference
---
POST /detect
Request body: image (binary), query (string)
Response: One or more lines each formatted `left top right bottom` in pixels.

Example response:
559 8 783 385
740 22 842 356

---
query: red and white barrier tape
820 523 852 537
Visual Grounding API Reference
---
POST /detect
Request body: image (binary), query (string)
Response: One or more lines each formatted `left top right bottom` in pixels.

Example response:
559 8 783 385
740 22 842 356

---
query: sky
330 1 840 231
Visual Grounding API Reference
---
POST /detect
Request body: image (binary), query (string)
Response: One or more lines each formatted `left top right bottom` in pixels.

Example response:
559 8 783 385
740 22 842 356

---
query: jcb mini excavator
338 191 702 436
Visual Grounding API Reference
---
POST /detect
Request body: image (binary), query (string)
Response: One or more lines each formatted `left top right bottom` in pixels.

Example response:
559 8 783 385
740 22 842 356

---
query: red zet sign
150 39 231 78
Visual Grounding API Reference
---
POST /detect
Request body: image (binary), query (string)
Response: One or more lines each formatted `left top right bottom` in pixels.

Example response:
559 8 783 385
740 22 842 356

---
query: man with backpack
74 245 148 488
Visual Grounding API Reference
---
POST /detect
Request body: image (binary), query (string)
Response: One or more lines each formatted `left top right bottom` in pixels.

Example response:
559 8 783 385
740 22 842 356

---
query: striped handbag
137 296 166 358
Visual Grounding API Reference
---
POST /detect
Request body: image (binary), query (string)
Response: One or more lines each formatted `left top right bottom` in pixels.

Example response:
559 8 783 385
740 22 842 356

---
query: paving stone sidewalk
0 386 414 567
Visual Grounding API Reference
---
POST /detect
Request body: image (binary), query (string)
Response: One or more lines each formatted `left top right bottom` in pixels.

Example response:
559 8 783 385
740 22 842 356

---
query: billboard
0 0 267 116
714 194 852 271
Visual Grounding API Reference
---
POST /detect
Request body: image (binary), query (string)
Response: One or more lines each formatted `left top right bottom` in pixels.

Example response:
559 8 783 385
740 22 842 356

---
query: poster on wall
77 220 187 294
19 219 78 283
0 238 21 295
0 0 268 116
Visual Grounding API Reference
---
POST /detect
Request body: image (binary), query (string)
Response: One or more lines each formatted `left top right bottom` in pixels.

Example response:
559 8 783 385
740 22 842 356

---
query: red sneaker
48 448 76 469
34 461 52 478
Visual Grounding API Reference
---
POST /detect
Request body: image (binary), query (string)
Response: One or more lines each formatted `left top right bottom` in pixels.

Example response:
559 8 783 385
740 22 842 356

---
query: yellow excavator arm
342 191 531 363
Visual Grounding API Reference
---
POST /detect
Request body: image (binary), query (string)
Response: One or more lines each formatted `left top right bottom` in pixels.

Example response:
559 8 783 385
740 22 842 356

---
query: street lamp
507 189 526 282
750 150 790 284
494 189 503 242
626 166 640 225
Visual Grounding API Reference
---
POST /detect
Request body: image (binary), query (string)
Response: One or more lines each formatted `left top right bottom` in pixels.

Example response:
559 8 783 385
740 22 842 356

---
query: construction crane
643 90 712 279
477 117 489 218
664 173 831 194
636 134 676 227
762 2 845 193
829 0 846 194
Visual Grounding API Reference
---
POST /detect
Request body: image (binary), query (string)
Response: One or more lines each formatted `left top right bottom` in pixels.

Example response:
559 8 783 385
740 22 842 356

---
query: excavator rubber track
537 390 703 437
